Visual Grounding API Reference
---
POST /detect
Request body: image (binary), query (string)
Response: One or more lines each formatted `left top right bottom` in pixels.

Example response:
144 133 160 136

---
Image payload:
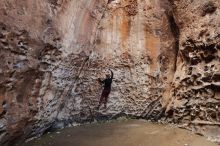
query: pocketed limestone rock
167 0 220 143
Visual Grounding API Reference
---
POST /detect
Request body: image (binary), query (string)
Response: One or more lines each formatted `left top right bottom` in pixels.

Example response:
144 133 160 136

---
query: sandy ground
24 120 219 146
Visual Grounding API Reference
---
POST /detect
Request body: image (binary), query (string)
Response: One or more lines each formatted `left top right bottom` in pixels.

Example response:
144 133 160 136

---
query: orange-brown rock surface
0 0 219 145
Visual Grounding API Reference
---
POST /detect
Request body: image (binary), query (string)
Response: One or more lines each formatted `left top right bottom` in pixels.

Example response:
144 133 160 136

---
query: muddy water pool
24 120 219 146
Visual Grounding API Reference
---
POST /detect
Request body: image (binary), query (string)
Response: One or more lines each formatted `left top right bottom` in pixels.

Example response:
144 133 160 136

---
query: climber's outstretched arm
110 69 113 79
98 78 104 84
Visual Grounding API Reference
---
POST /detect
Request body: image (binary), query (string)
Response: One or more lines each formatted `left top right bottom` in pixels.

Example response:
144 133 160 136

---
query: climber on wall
97 69 114 109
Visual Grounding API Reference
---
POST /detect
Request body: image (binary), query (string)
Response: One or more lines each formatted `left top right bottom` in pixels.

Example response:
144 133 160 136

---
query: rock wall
0 0 219 145
167 0 220 143
0 0 106 145
56 0 177 124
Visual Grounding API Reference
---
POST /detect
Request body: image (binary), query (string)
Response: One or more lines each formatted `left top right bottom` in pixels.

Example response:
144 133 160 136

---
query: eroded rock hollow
0 0 219 145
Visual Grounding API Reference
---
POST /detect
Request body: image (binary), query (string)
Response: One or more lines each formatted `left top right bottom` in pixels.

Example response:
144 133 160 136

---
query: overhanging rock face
0 0 219 145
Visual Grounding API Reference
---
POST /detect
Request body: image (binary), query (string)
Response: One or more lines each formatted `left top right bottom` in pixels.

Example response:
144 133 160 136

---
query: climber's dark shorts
100 87 111 104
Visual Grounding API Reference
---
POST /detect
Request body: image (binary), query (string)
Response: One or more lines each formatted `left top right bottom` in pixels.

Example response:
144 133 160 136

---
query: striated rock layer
0 0 219 145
